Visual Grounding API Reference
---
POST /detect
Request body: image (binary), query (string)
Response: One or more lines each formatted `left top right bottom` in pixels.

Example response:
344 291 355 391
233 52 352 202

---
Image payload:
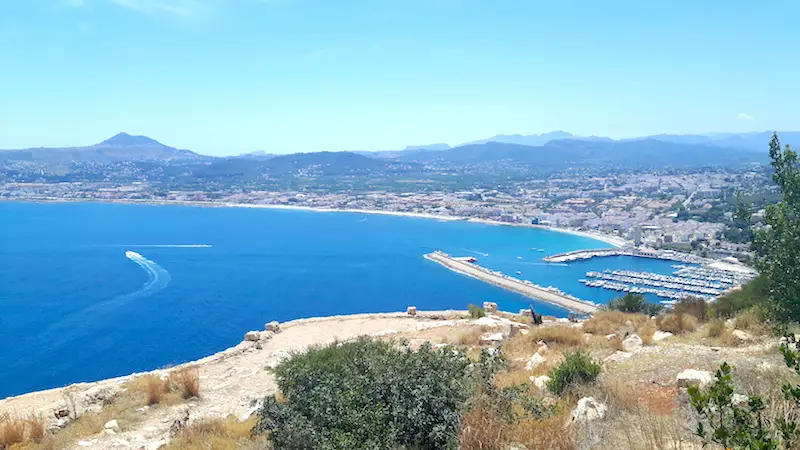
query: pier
543 247 705 264
424 251 599 315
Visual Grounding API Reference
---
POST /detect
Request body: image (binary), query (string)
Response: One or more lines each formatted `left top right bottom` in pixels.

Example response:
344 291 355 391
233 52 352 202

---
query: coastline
2 196 628 248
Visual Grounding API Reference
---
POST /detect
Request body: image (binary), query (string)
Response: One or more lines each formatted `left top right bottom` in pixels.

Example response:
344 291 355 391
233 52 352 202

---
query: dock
424 251 599 315
543 247 705 264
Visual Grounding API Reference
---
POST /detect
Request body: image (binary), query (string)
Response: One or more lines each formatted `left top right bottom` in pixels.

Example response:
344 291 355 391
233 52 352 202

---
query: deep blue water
0 202 677 398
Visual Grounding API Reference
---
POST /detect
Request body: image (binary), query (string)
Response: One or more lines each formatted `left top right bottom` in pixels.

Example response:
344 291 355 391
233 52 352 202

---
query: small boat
530 247 537 251
516 270 522 275
538 249 545 252
517 256 523 260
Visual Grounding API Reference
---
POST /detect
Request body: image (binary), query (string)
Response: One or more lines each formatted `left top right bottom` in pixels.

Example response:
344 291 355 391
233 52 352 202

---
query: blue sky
1 0 798 155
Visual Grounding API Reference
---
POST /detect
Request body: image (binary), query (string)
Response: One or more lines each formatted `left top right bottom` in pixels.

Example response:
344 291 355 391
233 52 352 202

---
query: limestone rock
146 440 168 450
652 331 673 342
537 342 549 355
483 302 498 314
265 321 281 333
732 394 749 406
733 329 754 342
676 369 713 389
569 397 607 423
604 351 633 363
622 333 643 353
480 332 504 345
519 309 532 317
406 306 417 316
525 353 546 371
104 419 120 433
244 331 261 342
530 375 551 390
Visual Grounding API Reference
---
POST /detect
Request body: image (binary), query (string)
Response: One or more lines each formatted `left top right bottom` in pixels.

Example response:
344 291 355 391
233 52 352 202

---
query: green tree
753 133 800 321
607 293 663 315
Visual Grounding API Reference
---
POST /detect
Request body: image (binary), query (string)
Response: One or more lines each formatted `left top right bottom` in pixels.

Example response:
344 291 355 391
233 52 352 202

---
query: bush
656 313 697 334
583 311 649 335
637 320 657 345
171 367 200 399
710 275 770 319
607 293 663 316
144 375 169 406
468 304 486 319
254 337 487 450
705 318 727 338
547 350 602 396
673 297 708 322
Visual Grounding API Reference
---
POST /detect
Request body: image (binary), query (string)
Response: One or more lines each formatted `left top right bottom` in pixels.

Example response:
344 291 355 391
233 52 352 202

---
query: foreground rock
622 333 643 353
676 369 713 388
569 397 607 424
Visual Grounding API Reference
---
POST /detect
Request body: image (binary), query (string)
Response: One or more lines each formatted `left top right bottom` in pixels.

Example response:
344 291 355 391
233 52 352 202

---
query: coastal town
1 168 772 263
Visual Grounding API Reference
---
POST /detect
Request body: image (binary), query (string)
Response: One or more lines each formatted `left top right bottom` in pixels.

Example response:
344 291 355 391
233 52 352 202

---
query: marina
543 247 706 264
424 251 600 314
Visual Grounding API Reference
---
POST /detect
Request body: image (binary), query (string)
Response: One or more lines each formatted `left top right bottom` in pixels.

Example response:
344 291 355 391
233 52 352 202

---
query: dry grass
656 313 697 334
734 309 770 335
0 412 26 449
672 297 708 322
141 375 169 406
704 318 726 338
163 416 263 450
609 335 625 352
583 311 649 336
171 367 201 399
637 320 657 345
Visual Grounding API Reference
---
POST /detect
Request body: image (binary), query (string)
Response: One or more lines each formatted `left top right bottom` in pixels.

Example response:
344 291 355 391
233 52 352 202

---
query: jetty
543 247 705 264
424 251 599 314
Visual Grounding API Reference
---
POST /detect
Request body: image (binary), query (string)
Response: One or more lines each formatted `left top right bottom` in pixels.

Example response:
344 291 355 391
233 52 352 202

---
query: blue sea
0 201 678 398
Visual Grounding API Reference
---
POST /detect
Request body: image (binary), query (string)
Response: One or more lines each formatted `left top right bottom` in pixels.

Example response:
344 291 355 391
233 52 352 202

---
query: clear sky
1 0 798 155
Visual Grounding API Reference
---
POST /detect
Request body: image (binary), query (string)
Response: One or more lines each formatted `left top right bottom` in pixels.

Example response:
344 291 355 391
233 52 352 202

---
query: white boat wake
124 251 171 299
462 249 489 257
108 244 212 248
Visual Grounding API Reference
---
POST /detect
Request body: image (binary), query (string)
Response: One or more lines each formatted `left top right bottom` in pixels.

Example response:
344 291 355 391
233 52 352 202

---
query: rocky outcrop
525 353 546 371
622 334 643 353
676 369 713 388
569 397 607 424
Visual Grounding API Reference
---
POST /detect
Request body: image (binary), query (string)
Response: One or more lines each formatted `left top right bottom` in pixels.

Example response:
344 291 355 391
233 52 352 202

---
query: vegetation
467 304 486 319
754 134 800 322
547 350 602 395
655 312 697 334
253 337 491 450
710 275 771 319
607 293 663 316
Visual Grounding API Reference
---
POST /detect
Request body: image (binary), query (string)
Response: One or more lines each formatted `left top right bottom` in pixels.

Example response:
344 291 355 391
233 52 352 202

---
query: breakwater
424 251 599 314
543 247 705 264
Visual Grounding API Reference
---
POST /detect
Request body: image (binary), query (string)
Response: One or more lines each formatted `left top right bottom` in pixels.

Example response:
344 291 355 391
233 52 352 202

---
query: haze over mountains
1 131 795 177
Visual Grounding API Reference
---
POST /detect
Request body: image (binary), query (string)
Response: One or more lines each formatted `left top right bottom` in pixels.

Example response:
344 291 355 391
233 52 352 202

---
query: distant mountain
261 151 421 176
639 131 800 152
0 132 202 165
403 143 451 151
399 138 766 169
459 131 576 147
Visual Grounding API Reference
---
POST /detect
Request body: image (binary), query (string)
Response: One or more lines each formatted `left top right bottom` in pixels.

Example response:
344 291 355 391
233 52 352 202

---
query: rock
509 322 528 338
146 440 168 450
525 353 546 371
406 306 417 316
483 302 498 314
244 331 261 342
507 444 529 450
676 369 713 389
77 440 94 447
266 350 292 369
622 333 643 353
733 329 754 341
519 329 529 335
474 316 503 327
54 405 71 419
104 419 120 433
480 332 504 345
530 375 551 390
732 394 749 406
433 343 449 350
605 333 617 340
519 309 532 317
758 361 775 371
604 351 633 363
537 342 549 355
265 321 281 333
652 331 673 342
569 397 607 423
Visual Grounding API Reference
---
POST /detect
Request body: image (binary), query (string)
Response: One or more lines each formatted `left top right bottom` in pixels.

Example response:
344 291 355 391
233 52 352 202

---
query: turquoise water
0 202 677 397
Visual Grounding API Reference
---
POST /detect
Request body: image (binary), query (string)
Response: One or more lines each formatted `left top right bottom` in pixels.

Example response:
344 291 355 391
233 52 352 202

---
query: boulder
244 331 261 342
622 333 643 353
104 419 120 433
604 351 633 363
266 350 292 369
483 302 498 314
519 309 533 317
676 369 713 389
530 375 551 390
265 321 281 333
480 332 504 345
733 329 754 342
732 394 749 406
406 306 417 316
525 353 546 371
652 331 673 342
569 397 607 423
537 342 549 355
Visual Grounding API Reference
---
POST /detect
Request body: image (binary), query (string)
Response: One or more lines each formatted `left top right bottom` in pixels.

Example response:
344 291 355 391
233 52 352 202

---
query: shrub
143 375 169 405
547 350 602 395
0 413 43 448
656 313 697 334
254 337 486 450
172 367 201 399
705 318 727 338
637 320 657 345
468 304 486 319
710 275 770 319
672 297 708 322
608 293 663 316
164 416 261 450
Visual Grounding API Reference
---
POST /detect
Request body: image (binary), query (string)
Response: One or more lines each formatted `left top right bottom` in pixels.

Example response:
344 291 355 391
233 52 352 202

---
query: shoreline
2 196 628 248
